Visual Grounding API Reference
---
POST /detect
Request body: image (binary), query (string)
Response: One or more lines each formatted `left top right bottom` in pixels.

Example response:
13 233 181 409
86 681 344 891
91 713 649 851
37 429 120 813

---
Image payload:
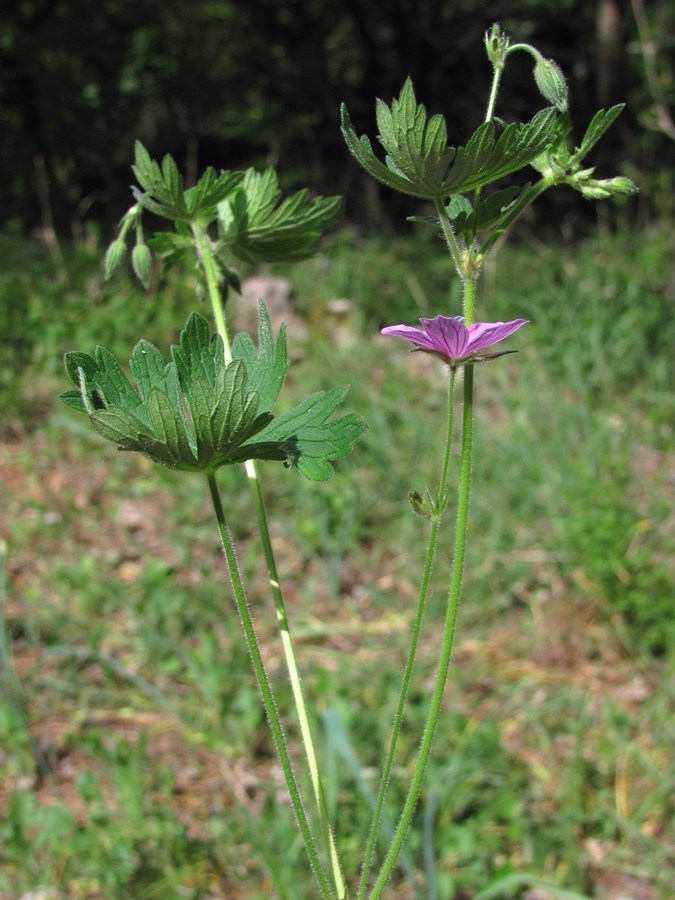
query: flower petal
381 323 442 352
466 318 529 353
420 316 469 358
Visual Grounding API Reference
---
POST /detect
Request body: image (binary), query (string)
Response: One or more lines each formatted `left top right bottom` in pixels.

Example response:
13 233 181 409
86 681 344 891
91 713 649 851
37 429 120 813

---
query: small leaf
572 105 625 163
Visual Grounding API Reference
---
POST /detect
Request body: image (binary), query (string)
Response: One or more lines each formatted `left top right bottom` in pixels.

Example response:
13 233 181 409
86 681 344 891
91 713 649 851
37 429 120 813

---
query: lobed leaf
343 80 558 201
217 168 341 264
62 312 365 477
132 142 242 224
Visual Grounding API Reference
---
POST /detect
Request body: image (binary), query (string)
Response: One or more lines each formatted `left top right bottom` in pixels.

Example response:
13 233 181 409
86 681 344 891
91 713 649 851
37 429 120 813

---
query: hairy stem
368 281 476 899
193 226 345 896
206 472 335 899
357 367 456 898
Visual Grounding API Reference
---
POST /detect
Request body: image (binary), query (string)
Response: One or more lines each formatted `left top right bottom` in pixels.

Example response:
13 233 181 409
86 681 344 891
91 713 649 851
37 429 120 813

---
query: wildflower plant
61 23 636 898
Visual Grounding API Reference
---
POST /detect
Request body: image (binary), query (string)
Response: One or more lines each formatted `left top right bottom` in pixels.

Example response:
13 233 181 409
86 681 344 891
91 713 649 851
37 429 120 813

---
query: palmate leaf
61 306 365 479
217 167 341 263
342 78 559 200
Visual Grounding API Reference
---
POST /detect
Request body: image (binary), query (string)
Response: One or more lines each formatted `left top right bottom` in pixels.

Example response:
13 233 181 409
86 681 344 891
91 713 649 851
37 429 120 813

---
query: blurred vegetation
1 222 673 895
1 0 674 234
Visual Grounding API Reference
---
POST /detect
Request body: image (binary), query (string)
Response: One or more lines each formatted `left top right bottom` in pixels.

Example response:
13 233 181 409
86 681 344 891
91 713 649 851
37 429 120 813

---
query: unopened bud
603 176 638 195
132 242 153 289
534 57 568 112
579 175 638 200
409 489 433 519
104 240 127 280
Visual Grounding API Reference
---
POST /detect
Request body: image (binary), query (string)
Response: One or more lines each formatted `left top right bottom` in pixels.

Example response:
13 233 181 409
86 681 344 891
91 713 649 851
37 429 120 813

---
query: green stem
193 226 345 897
368 284 476 899
249 462 346 899
470 54 506 244
433 197 464 279
357 368 457 899
485 60 505 125
206 472 335 899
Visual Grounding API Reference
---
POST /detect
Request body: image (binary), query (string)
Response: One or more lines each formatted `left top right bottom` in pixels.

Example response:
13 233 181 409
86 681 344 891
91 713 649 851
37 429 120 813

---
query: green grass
1 223 673 897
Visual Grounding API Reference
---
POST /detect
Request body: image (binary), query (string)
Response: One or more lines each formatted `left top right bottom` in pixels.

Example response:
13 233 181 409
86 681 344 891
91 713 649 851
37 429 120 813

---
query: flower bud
104 240 126 281
534 57 568 112
132 242 153 289
602 176 639 195
409 489 433 519
485 23 510 67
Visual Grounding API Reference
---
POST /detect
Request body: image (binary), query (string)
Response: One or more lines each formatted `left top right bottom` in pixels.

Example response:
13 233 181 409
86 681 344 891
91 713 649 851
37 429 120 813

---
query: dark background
1 0 673 236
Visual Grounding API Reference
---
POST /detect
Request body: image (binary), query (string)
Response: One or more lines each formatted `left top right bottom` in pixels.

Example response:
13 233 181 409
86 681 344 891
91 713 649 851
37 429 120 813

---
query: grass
0 221 673 897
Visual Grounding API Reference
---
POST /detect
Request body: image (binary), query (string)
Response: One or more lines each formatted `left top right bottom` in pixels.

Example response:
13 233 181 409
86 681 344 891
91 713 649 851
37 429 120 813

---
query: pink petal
420 316 469 358
466 319 529 353
381 324 441 352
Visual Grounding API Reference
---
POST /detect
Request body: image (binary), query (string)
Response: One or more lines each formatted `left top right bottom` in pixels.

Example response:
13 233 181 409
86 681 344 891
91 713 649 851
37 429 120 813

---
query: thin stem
462 264 476 327
191 225 231 359
368 282 476 900
433 197 464 280
471 54 506 244
485 57 505 124
193 226 345 896
357 368 457 899
249 461 346 898
206 472 335 899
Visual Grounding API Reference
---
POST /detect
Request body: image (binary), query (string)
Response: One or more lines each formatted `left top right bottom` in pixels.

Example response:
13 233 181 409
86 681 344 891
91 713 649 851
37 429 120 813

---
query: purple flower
381 315 529 364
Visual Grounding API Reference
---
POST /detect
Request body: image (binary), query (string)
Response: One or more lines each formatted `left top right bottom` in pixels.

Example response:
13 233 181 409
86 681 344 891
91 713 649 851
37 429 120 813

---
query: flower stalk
206 471 335 898
370 281 476 898
357 366 457 898
194 226 346 897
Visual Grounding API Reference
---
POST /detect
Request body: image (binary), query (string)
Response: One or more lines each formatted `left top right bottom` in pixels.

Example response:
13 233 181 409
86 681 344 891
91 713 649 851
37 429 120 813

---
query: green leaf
441 107 559 194
147 229 194 264
131 142 243 224
342 107 422 198
62 314 365 476
243 387 367 481
232 300 288 413
217 168 341 264
342 79 558 200
572 105 625 164
473 186 522 230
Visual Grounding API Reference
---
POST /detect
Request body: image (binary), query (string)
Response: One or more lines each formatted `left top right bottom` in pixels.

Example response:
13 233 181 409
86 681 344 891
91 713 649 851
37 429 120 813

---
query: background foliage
1 0 674 233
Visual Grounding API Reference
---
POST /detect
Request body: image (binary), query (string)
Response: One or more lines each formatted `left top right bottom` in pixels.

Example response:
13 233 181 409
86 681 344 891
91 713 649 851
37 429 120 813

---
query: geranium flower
381 315 529 365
